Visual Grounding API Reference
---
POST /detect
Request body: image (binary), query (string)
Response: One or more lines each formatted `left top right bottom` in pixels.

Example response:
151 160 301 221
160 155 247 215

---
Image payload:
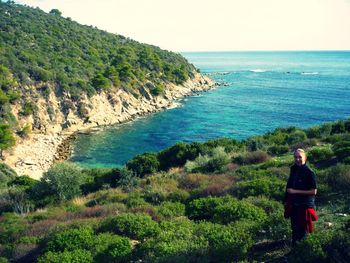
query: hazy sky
15 0 350 52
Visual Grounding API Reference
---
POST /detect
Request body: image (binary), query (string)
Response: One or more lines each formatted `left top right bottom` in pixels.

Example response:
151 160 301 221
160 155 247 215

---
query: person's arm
287 188 317 195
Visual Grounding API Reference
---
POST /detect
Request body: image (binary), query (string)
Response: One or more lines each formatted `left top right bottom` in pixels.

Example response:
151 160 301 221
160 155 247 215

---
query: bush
234 177 285 201
37 249 93 263
118 167 139 191
81 168 121 193
21 101 37 116
126 152 160 177
246 197 291 241
307 147 334 163
267 145 289 155
46 225 94 252
194 221 254 261
287 130 307 145
40 162 87 202
234 150 271 165
212 199 267 224
288 230 334 263
332 140 350 162
0 213 27 243
137 218 207 262
158 142 203 171
305 123 332 138
0 163 17 189
186 196 230 221
99 213 160 240
156 201 185 219
185 147 230 173
325 164 350 192
93 233 132 263
16 124 31 138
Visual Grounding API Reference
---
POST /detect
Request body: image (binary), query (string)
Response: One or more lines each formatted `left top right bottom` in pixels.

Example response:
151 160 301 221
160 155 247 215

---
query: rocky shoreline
4 74 216 179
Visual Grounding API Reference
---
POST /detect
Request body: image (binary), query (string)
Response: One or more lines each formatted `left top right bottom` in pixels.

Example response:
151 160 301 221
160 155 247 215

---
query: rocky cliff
3 74 215 179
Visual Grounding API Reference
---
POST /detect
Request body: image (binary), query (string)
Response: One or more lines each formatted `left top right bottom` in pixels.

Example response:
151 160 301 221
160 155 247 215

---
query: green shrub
81 168 122 193
267 145 289 155
156 202 185 219
91 73 111 90
0 124 16 158
308 147 334 163
327 222 350 262
16 124 31 138
21 101 37 116
0 212 27 243
167 189 190 203
124 192 149 208
40 162 87 202
234 177 285 200
288 230 334 263
46 225 94 252
126 152 160 177
203 138 243 153
117 167 139 191
185 147 230 173
186 196 231 221
325 164 350 192
194 221 254 261
246 197 291 241
212 199 267 224
99 213 160 240
158 142 203 171
287 130 307 145
305 123 332 138
150 83 165 95
0 163 17 189
332 140 350 162
7 90 21 103
93 233 132 263
235 150 271 165
137 218 207 262
37 249 93 263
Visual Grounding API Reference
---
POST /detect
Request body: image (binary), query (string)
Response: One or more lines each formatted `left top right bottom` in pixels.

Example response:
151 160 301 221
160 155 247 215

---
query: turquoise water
70 51 350 168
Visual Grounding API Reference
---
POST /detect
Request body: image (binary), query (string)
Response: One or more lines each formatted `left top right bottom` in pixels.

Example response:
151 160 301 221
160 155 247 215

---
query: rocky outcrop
3 74 215 179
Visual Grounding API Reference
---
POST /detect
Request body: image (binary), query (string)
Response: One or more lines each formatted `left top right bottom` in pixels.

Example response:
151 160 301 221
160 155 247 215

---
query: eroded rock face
3 74 215 178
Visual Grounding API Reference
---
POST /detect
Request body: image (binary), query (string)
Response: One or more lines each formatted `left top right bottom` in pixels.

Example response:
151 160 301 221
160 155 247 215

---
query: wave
168 101 183 109
250 69 266 73
301 72 319 75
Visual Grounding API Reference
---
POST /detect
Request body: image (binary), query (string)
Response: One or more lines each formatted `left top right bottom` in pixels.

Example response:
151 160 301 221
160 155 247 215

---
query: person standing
284 148 318 245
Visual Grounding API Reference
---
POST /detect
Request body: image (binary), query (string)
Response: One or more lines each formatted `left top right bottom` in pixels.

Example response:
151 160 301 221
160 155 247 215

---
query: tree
49 9 62 16
126 152 159 177
40 162 86 202
0 124 16 159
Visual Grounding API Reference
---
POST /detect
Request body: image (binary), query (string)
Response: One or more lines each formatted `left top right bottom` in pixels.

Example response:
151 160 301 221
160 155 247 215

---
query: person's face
294 152 306 166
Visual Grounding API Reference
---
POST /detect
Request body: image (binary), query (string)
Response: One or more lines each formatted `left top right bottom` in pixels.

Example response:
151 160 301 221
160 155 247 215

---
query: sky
14 0 350 52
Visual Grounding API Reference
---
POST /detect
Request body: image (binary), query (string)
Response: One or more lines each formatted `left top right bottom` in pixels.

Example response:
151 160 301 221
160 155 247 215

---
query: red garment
296 207 318 233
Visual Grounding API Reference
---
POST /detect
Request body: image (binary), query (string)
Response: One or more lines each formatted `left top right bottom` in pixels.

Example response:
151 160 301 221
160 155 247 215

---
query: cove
70 51 350 168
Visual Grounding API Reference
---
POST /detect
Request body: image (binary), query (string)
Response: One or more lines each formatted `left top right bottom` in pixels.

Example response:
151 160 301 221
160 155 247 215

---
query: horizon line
179 49 350 53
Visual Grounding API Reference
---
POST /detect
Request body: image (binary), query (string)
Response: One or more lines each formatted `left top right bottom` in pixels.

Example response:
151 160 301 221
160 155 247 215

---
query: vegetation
0 1 197 154
0 118 349 262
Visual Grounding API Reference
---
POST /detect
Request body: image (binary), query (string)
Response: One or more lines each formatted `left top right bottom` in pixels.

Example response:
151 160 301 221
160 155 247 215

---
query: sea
70 51 350 168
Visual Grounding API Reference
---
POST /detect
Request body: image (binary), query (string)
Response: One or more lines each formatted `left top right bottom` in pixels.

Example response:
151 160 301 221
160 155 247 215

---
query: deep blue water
70 51 350 168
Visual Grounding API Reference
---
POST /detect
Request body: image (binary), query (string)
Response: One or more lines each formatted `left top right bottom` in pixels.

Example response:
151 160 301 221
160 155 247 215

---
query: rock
23 158 36 165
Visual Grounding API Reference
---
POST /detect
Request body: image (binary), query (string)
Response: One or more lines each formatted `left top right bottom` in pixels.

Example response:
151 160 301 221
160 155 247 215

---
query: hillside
0 2 214 177
0 119 349 262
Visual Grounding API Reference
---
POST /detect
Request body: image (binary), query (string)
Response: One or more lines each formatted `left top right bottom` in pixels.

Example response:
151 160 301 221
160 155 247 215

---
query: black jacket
285 164 317 208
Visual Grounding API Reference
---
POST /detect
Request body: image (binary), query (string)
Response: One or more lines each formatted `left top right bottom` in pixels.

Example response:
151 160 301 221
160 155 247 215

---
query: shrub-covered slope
0 2 195 96
0 119 349 262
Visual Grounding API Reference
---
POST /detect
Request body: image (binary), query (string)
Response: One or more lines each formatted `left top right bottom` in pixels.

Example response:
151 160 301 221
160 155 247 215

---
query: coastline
4 74 216 179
